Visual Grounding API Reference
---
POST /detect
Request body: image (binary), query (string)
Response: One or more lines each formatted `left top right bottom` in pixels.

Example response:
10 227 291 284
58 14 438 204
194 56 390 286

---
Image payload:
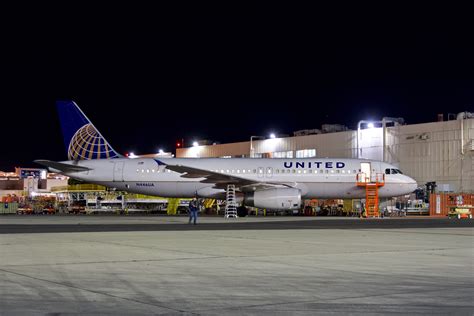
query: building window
296 149 316 158
273 151 294 158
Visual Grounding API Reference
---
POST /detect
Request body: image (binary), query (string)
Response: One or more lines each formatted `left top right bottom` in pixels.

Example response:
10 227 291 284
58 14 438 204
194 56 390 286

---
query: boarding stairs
225 184 238 218
356 173 385 218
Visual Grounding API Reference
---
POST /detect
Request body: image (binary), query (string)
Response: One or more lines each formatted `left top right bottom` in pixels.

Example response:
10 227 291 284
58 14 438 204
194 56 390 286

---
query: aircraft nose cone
407 178 418 192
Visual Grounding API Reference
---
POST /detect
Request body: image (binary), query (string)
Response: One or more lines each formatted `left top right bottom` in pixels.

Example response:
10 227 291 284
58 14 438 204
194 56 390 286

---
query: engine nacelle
244 188 301 210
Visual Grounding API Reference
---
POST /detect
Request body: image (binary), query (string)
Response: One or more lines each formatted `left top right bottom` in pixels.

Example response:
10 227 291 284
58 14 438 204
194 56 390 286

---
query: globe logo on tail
68 123 120 160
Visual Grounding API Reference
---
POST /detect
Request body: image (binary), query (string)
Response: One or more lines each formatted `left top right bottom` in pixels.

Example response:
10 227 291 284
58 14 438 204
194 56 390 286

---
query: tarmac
0 216 473 315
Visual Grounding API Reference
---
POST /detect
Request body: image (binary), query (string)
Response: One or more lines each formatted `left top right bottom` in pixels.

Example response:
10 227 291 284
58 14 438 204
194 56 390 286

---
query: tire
237 206 248 217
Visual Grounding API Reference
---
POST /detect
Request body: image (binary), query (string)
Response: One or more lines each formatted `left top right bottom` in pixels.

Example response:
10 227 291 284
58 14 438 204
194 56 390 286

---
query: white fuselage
61 158 417 199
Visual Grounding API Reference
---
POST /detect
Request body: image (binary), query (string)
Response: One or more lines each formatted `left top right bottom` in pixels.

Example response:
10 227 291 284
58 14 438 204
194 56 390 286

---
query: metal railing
51 184 107 192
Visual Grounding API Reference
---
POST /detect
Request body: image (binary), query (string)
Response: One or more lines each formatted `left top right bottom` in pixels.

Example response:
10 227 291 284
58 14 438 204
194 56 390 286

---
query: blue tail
56 101 122 160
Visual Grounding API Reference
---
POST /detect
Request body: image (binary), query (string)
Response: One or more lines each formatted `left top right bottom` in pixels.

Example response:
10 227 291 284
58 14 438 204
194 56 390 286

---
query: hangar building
177 113 474 193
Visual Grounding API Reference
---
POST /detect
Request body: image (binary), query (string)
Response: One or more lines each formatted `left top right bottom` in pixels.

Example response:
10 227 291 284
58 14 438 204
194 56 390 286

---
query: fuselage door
360 162 371 182
113 161 124 182
266 167 273 178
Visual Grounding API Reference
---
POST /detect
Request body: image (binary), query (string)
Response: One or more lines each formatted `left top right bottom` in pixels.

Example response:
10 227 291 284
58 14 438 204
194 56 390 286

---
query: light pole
250 134 276 158
357 118 403 161
250 135 266 158
250 136 259 158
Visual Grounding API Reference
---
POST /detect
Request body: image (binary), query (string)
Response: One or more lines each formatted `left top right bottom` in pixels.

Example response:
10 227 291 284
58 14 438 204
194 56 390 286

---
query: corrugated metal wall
176 119 474 192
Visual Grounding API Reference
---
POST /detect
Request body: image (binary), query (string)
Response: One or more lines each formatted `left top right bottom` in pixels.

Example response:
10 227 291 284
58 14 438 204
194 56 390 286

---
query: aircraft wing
34 160 92 173
156 160 294 191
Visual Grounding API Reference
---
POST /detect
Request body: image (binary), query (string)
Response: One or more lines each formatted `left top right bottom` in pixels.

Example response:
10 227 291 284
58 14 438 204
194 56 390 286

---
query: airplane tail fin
56 101 122 160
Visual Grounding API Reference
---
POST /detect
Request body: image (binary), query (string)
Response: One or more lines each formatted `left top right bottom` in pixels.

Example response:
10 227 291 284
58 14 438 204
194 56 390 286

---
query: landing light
367 123 374 128
193 141 199 147
270 133 276 139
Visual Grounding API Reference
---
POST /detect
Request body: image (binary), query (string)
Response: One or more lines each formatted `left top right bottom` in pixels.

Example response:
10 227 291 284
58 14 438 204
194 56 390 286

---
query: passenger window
385 168 391 174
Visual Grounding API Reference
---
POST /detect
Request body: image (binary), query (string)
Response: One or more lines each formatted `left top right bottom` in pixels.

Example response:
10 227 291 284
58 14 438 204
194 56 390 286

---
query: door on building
113 162 124 182
360 162 371 182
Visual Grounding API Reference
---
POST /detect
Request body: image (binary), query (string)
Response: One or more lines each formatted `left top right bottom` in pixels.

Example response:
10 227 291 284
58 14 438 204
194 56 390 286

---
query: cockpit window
385 168 404 175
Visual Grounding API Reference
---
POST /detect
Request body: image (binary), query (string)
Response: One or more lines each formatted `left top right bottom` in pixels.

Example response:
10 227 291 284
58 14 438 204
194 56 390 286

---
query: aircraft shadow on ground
0 218 472 234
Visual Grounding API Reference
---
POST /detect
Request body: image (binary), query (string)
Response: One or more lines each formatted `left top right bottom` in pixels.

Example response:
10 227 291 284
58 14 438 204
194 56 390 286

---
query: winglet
154 159 167 166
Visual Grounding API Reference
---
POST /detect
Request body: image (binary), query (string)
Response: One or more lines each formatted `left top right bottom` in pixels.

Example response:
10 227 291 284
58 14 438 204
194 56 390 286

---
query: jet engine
244 188 301 210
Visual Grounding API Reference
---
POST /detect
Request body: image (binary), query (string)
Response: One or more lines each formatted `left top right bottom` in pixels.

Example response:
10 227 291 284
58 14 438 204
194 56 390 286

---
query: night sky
1 6 473 170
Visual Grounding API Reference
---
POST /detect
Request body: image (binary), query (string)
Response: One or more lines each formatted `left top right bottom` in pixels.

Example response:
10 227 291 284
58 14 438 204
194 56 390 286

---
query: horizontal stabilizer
34 160 91 173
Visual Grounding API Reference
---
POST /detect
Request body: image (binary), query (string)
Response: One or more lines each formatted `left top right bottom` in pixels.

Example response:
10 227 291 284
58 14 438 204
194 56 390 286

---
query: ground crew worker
188 197 199 225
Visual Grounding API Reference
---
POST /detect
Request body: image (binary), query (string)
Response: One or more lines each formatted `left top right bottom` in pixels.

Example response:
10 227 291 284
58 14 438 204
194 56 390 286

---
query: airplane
36 101 418 210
